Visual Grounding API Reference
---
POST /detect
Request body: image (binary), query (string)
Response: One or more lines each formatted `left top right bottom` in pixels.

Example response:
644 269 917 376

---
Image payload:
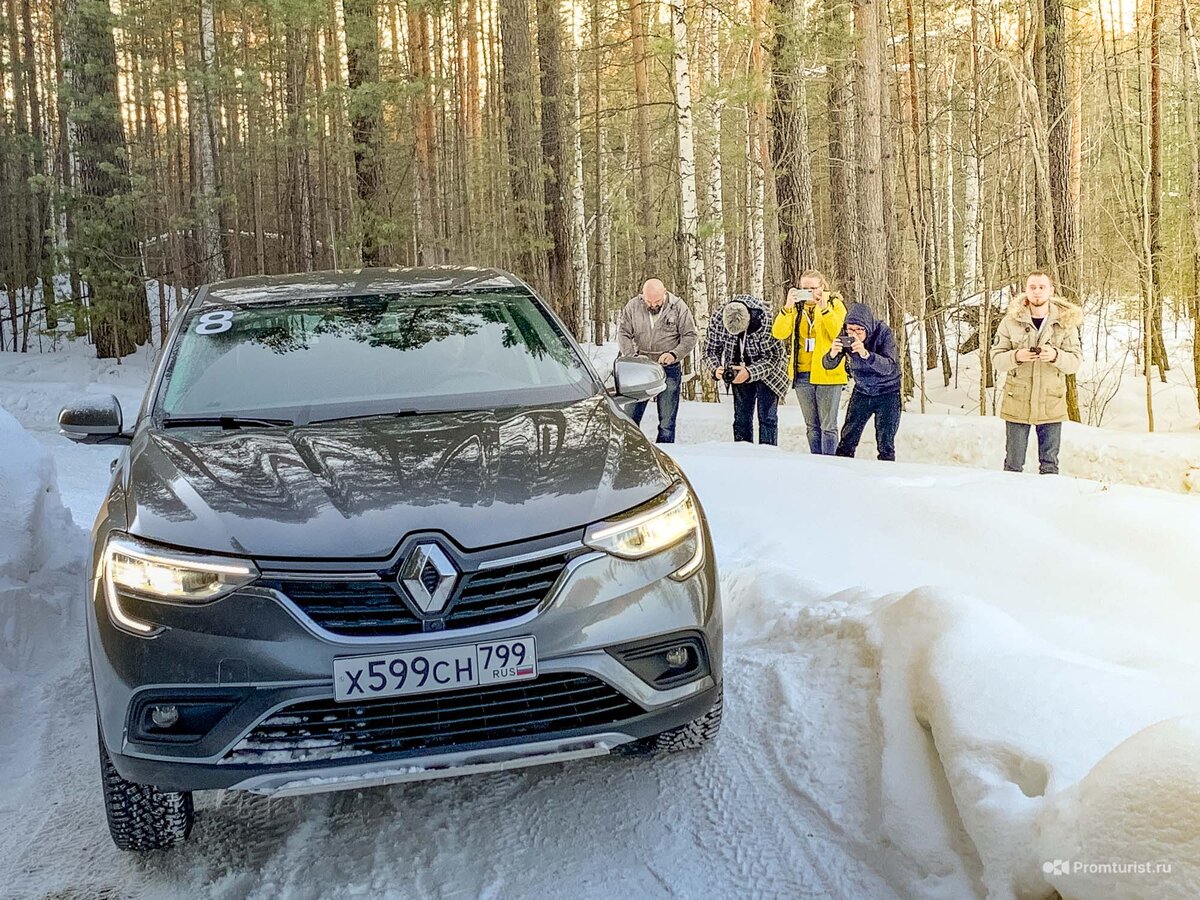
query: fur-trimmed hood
1006 293 1083 329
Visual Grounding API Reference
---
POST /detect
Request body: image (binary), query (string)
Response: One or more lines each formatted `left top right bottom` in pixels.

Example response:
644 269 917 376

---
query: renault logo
399 543 458 614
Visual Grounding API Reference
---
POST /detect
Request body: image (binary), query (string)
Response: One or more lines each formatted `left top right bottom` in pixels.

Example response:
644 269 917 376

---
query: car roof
198 266 528 306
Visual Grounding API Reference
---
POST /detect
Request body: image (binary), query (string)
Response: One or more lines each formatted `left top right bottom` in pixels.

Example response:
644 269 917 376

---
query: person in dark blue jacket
822 302 902 460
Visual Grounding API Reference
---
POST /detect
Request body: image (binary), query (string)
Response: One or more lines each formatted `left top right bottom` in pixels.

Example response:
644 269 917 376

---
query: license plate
333 636 537 702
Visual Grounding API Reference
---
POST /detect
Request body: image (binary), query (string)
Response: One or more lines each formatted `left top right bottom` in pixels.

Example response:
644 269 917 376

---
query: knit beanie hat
722 301 750 335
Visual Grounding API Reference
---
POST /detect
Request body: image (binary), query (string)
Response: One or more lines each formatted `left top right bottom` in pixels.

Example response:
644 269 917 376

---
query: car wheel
98 728 194 851
619 687 723 756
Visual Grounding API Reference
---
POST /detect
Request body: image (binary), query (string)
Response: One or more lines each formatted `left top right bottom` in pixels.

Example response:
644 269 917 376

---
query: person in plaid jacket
702 294 789 445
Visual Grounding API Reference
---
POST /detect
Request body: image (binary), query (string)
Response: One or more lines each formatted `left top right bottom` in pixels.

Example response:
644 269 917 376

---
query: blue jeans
630 363 682 443
732 381 779 445
794 377 843 455
1004 421 1062 474
836 390 902 461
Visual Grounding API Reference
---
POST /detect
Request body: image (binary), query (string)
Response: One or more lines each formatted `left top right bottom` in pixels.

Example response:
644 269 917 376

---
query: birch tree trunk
592 0 610 340
195 0 225 283
748 126 766 297
670 0 713 400
943 57 957 308
569 3 592 342
962 47 982 304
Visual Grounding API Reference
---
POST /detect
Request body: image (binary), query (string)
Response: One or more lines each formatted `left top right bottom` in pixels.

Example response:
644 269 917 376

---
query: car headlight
101 535 259 635
584 484 703 575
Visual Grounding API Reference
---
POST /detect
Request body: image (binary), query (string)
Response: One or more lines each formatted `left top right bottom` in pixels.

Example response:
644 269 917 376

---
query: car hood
124 396 674 560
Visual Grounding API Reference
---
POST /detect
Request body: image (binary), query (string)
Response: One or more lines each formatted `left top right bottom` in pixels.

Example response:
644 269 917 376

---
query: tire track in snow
3 563 966 899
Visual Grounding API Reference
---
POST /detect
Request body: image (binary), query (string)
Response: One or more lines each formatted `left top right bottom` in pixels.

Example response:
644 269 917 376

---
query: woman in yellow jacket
771 270 848 454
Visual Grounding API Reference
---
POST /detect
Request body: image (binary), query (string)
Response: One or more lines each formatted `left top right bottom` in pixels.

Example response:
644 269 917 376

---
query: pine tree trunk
629 0 655 271
51 0 79 331
827 0 857 298
408 3 442 264
536 0 578 332
770 0 817 285
701 4 728 309
5 0 32 348
498 0 548 288
1148 0 1169 379
62 0 149 358
20 0 51 328
854 0 886 318
748 0 768 298
345 0 385 265
1043 0 1083 419
1182 0 1200 414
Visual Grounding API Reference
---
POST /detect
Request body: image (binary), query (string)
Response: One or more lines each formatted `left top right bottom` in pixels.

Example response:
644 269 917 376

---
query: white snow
0 406 81 675
1037 716 1200 899
1 314 1199 897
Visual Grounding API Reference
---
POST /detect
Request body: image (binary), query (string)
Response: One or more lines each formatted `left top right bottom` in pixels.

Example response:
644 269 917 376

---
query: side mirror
58 395 131 445
613 358 667 403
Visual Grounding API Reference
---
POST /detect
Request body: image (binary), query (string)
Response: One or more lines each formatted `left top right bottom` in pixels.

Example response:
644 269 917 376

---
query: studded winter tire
99 729 194 851
618 688 723 756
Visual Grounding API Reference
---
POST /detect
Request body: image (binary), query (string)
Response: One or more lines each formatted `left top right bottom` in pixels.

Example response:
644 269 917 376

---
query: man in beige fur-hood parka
990 270 1083 475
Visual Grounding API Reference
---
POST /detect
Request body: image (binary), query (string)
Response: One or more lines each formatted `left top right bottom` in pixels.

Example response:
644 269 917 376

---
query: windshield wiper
307 409 434 425
161 415 295 429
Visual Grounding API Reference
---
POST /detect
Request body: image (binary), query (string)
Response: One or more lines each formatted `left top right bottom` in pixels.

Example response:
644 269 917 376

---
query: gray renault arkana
58 267 721 851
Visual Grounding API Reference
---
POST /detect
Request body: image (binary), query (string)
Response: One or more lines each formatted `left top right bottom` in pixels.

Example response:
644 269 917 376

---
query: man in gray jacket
617 278 698 443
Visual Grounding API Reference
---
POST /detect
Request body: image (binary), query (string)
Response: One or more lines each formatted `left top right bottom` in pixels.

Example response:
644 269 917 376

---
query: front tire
620 687 723 755
99 730 194 851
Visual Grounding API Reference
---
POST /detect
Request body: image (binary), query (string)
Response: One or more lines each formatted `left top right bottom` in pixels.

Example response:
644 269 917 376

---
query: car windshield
156 290 596 422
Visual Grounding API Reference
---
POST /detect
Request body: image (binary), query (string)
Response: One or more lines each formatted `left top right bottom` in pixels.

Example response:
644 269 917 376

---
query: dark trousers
630 363 683 443
1004 421 1062 474
732 381 779 445
836 390 902 461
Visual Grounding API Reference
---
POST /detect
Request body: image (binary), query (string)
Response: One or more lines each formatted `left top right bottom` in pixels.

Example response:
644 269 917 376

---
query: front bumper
89 528 722 793
116 681 720 795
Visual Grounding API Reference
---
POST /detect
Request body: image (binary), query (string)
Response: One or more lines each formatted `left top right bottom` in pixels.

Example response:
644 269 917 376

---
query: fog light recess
610 633 710 690
130 694 242 744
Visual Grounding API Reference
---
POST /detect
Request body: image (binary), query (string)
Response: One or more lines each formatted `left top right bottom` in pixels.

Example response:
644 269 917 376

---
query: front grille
272 580 425 636
263 551 576 637
223 673 644 764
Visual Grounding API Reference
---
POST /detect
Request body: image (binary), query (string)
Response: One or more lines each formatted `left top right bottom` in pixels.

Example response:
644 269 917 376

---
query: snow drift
671 443 1200 898
0 406 82 675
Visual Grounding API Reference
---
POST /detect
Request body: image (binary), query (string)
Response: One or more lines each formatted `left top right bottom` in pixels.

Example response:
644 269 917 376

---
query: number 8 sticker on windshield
194 310 234 335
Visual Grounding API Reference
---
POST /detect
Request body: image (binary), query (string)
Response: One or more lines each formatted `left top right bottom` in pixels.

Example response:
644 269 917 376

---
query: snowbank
630 396 1200 495
1038 717 1200 898
668 443 1200 899
0 406 83 675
